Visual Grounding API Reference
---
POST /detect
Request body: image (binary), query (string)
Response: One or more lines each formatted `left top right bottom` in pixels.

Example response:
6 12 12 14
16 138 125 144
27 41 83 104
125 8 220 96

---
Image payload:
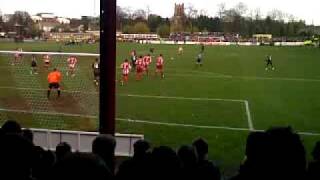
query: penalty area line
123 94 245 103
0 86 254 130
117 118 250 132
0 108 319 136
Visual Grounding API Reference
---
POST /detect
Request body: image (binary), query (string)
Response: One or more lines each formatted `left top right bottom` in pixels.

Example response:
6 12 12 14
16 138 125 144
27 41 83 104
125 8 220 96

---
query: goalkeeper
47 68 62 98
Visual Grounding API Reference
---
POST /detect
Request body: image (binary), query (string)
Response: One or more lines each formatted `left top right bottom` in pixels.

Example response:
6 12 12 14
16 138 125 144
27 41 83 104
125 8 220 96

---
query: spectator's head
22 129 33 143
56 142 72 161
192 138 208 160
178 145 198 169
0 134 34 179
133 139 150 157
0 128 4 137
312 141 320 161
53 68 57 71
51 153 112 180
92 134 116 171
265 127 306 179
1 120 22 135
43 150 56 167
151 146 180 178
245 131 269 162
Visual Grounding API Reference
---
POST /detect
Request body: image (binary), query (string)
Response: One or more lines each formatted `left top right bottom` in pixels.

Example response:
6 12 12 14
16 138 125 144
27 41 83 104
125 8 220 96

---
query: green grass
1 41 320 176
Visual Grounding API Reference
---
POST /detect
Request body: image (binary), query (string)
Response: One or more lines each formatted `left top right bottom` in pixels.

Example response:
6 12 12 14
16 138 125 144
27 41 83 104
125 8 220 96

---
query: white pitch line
124 94 245 103
0 86 99 95
0 107 249 132
0 51 100 57
244 100 254 130
166 69 320 83
237 76 320 83
1 64 320 83
0 108 97 119
0 86 253 129
0 108 320 136
0 86 243 103
117 118 251 131
298 131 320 136
123 94 255 130
169 73 320 83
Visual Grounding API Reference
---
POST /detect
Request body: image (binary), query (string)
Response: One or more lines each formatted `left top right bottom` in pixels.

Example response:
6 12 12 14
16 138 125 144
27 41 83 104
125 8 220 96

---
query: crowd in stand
1 120 320 180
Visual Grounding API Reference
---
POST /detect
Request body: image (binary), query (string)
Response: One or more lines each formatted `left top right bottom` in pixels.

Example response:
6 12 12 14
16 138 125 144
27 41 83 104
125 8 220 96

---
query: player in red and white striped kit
135 56 145 81
11 48 22 65
43 54 51 70
155 54 164 79
120 59 132 86
67 56 78 77
143 54 152 76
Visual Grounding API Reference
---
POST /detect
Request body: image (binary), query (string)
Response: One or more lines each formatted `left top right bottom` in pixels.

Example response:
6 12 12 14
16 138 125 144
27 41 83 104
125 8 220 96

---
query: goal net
0 51 100 131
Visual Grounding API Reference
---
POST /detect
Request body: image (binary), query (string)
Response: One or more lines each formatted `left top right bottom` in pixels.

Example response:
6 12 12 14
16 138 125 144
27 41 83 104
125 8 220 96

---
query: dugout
253 34 272 44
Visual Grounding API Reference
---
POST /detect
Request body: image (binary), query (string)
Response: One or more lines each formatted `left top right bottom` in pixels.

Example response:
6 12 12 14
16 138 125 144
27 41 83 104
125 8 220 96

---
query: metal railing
30 128 144 156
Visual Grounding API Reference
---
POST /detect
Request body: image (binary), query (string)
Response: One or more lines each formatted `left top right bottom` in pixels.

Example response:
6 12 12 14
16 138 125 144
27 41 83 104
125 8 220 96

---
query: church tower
171 3 187 32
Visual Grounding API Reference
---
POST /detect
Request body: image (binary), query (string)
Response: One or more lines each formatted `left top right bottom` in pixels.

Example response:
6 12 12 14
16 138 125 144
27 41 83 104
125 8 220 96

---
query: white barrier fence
30 128 144 156
140 40 305 46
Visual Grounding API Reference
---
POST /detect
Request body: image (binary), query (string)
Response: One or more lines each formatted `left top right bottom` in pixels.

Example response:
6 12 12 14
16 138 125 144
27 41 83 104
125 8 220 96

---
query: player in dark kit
196 53 203 68
130 50 137 69
265 55 275 71
30 55 38 75
149 47 155 54
92 58 100 86
201 44 205 53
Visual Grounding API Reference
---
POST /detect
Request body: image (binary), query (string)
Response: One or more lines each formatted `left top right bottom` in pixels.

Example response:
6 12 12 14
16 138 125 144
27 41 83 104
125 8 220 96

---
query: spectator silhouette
116 140 151 180
32 146 46 180
0 128 3 137
266 127 306 179
0 134 34 180
150 146 181 179
56 142 72 161
92 134 116 174
307 141 320 180
192 138 221 180
50 153 113 180
23 129 34 143
231 132 269 180
177 145 198 179
2 120 22 135
232 127 306 180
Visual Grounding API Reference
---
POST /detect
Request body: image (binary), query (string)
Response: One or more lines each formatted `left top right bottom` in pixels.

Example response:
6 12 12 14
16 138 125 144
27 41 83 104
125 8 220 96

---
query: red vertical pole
99 0 116 135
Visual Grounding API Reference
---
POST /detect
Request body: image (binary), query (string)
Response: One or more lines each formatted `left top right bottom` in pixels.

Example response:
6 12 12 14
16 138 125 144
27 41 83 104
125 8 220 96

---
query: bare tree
199 9 209 17
217 3 226 19
268 9 285 21
146 5 151 20
122 7 134 19
186 4 198 19
234 2 248 16
254 8 262 21
133 9 147 20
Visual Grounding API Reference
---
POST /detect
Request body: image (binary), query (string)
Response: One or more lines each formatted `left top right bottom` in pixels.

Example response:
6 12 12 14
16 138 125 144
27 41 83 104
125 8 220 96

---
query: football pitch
1 41 320 175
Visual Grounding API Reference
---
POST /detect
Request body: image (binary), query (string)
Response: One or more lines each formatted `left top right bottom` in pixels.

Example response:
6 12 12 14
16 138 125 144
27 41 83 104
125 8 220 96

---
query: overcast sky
0 0 319 25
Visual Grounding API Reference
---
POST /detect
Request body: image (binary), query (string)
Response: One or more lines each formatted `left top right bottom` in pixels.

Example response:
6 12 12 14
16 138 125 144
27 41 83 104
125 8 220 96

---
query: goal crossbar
0 51 100 57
